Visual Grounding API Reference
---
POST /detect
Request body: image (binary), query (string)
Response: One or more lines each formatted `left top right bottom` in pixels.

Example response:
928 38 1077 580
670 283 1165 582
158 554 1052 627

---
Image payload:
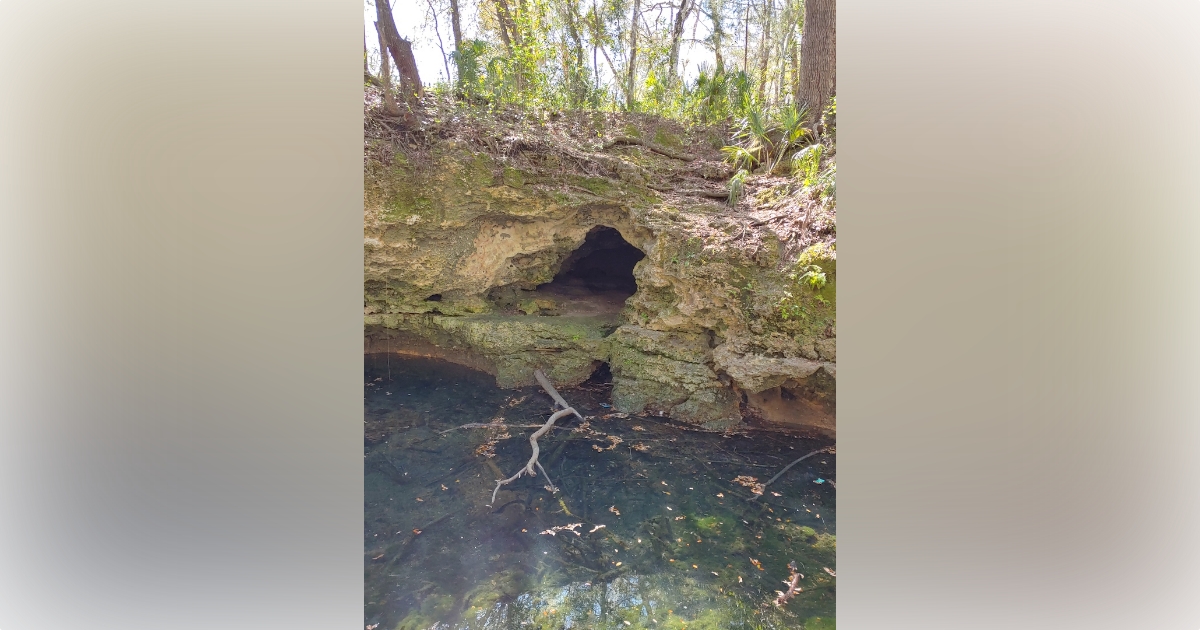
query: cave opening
539 225 644 303
489 226 645 316
585 361 613 385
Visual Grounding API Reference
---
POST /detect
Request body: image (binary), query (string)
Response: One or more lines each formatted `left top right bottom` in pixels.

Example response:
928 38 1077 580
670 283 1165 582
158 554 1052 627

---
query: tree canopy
365 0 834 124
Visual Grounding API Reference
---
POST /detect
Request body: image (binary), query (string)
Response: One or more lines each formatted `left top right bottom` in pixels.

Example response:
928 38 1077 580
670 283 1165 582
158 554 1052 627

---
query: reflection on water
365 355 835 630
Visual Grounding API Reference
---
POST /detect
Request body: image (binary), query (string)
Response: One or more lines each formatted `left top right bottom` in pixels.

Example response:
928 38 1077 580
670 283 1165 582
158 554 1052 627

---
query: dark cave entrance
546 226 643 294
536 226 645 315
488 226 645 316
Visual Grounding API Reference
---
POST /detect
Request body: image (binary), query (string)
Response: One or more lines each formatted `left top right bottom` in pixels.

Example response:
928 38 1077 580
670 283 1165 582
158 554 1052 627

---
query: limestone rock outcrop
365 116 835 432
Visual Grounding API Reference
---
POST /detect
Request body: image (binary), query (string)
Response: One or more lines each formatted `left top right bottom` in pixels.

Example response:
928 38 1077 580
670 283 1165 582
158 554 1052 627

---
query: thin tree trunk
373 21 402 116
495 0 523 49
494 0 513 51
598 42 627 104
589 1 627 104
757 0 772 102
564 3 585 68
594 44 600 91
450 0 463 51
425 0 452 81
742 2 750 73
376 0 424 105
591 0 600 92
775 0 789 103
790 0 801 105
365 35 384 88
667 0 694 87
709 0 725 74
626 0 640 110
799 0 834 126
562 0 587 104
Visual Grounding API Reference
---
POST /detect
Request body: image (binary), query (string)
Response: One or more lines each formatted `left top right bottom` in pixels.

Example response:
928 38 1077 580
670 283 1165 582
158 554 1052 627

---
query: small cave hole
425 294 443 302
585 361 613 385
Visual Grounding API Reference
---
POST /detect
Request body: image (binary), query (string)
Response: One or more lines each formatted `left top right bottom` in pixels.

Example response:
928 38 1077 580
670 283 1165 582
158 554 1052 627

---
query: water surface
365 355 836 629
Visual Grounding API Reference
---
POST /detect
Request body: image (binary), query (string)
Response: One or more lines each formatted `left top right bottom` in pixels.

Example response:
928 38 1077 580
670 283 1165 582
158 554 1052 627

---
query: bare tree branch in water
488 370 584 505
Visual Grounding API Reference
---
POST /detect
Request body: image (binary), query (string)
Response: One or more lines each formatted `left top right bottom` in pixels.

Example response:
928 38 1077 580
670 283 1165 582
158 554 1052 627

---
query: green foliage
450 39 487 96
369 0 832 127
721 146 758 171
790 141 835 209
817 162 836 205
679 67 756 122
718 100 820 209
715 99 831 212
773 103 814 170
776 245 835 321
727 168 749 206
776 291 808 321
795 265 827 291
733 108 773 166
803 616 836 630
793 144 824 187
821 96 836 135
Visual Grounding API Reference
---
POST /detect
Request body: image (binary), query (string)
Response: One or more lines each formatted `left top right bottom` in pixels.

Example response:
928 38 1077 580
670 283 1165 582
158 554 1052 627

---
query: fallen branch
439 422 544 435
749 446 834 501
488 370 583 505
646 183 729 199
773 561 803 607
534 369 584 419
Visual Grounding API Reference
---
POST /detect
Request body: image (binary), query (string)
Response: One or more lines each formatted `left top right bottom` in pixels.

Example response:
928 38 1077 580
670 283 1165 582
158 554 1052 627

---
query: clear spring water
365 355 836 630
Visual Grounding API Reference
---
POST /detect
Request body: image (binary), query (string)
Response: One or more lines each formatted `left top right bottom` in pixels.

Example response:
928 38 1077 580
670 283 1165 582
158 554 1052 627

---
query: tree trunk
366 33 385 87
449 0 463 52
373 21 402 116
598 41 627 104
709 0 724 74
592 0 600 91
757 0 772 102
742 2 750 72
790 0 801 105
562 0 587 104
375 0 424 106
588 1 627 104
799 0 834 125
667 0 694 87
626 0 640 110
495 4 513 51
425 0 452 82
494 0 522 50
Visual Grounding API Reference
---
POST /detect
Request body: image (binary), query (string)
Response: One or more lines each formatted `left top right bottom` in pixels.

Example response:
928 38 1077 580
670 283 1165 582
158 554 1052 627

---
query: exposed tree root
488 370 585 505
603 135 696 161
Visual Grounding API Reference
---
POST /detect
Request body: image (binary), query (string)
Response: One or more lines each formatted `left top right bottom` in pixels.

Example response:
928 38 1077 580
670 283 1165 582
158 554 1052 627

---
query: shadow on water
365 354 836 630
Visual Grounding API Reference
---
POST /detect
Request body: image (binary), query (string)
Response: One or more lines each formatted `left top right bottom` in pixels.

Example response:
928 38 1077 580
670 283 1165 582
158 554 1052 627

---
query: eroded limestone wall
365 125 835 432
